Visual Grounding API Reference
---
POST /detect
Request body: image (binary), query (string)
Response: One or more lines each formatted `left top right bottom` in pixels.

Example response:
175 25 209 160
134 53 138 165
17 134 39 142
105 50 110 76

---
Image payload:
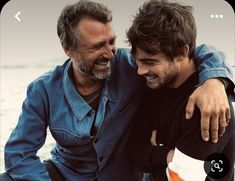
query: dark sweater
128 72 235 181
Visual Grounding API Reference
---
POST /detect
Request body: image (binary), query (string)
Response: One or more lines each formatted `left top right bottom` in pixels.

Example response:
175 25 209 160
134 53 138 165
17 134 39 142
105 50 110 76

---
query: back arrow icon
15 11 21 22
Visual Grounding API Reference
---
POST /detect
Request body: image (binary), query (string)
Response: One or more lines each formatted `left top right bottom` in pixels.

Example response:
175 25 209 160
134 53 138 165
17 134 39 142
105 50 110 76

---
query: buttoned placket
91 82 109 172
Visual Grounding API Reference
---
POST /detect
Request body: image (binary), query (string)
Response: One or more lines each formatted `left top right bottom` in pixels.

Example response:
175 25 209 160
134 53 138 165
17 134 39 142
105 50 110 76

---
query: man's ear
62 42 74 58
181 45 189 58
175 45 189 62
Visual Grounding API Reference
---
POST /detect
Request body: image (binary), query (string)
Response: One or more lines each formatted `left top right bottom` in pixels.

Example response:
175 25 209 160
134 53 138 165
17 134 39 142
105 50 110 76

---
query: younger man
127 0 235 180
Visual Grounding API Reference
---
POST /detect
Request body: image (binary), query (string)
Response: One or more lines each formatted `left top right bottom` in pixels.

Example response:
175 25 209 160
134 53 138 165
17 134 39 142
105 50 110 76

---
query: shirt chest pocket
50 128 94 146
49 116 94 146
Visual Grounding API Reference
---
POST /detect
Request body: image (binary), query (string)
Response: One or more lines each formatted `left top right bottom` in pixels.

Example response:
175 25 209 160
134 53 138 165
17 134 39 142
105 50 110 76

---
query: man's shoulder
114 48 137 70
29 59 70 89
115 48 132 58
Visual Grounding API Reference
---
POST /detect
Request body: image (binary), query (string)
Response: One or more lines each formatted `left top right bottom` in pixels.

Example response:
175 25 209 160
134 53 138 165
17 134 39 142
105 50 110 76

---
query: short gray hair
57 0 112 50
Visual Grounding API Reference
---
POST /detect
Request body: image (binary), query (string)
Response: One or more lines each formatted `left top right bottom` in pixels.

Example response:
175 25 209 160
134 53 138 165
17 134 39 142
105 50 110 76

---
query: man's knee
0 172 13 181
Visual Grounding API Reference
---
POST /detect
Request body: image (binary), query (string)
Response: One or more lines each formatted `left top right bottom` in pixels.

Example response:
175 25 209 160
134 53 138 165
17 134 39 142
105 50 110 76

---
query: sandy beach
0 66 56 172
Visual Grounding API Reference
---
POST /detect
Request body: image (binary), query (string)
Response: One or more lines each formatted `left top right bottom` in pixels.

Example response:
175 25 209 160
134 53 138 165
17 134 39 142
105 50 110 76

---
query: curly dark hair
127 0 196 60
57 0 112 50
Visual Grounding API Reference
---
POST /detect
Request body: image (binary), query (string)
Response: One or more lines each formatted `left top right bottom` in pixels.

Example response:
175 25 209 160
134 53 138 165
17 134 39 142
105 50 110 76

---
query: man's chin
93 70 111 80
147 82 160 89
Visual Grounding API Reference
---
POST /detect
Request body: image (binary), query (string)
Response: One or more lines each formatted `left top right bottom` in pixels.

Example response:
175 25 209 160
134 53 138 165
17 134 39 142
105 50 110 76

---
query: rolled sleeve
194 44 234 86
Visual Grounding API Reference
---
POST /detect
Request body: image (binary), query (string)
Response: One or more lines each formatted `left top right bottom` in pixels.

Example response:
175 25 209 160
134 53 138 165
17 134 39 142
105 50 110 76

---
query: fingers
225 106 231 125
200 109 229 143
200 110 210 142
210 113 219 143
187 79 230 143
201 107 229 143
218 104 230 137
166 149 175 164
150 129 157 146
218 110 227 137
185 96 196 119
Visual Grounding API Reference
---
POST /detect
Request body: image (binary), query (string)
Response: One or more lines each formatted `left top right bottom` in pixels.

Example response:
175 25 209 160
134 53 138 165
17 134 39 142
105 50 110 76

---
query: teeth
96 61 110 67
99 62 108 65
96 60 109 64
146 76 157 80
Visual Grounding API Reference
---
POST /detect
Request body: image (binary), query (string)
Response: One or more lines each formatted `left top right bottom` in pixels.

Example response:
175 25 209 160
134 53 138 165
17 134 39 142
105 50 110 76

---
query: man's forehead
135 48 155 57
76 18 115 42
76 17 113 33
135 47 165 60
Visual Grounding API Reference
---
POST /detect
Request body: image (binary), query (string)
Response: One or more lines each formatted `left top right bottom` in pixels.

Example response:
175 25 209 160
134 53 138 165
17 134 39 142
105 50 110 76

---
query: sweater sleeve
169 95 235 181
127 92 171 172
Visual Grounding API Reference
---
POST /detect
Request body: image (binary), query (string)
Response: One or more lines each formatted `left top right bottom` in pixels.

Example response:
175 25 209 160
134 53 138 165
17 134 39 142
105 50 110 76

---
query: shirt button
99 157 104 162
87 110 93 116
94 138 98 143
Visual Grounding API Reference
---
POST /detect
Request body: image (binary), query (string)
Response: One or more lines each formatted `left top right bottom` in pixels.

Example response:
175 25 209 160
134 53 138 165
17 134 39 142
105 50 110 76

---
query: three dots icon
210 14 223 19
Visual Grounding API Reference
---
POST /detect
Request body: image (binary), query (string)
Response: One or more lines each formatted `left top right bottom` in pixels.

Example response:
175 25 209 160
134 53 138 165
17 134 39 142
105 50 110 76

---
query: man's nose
137 63 149 75
103 44 115 59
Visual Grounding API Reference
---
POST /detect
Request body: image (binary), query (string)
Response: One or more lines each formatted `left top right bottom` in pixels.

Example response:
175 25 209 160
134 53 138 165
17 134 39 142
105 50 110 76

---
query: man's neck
72 67 104 96
170 58 196 88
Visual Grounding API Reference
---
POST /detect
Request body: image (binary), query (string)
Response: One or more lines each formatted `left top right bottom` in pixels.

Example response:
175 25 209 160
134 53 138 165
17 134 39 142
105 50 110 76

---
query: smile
145 75 158 81
95 61 110 68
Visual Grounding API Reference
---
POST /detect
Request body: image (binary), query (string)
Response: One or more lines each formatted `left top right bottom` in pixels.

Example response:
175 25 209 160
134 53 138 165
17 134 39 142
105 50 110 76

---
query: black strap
43 160 65 181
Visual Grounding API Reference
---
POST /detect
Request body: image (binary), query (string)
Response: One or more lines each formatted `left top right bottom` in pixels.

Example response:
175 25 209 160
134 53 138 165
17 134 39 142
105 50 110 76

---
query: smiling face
135 48 180 89
66 17 116 80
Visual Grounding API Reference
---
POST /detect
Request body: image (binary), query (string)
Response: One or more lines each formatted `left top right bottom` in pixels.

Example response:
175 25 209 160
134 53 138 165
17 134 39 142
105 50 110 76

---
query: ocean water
0 65 57 172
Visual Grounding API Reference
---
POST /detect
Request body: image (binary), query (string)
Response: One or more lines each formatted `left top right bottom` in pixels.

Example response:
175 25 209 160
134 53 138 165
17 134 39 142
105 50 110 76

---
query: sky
0 0 234 73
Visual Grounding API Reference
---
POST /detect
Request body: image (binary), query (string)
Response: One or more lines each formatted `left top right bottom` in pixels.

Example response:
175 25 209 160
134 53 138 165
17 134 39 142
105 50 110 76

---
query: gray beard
77 63 111 80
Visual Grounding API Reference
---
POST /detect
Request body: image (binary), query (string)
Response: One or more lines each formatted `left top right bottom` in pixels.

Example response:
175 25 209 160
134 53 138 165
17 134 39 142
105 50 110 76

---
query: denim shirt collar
63 60 117 121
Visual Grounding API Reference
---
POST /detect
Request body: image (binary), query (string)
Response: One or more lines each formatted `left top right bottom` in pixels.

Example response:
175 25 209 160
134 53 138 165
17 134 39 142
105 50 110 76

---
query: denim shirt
4 45 234 181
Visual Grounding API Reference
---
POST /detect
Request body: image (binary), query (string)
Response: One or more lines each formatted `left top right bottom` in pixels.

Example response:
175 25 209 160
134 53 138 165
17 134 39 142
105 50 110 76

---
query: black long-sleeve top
127 72 235 180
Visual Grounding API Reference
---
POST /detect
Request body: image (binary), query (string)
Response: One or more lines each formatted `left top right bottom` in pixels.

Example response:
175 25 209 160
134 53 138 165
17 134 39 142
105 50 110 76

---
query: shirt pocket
50 128 93 146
